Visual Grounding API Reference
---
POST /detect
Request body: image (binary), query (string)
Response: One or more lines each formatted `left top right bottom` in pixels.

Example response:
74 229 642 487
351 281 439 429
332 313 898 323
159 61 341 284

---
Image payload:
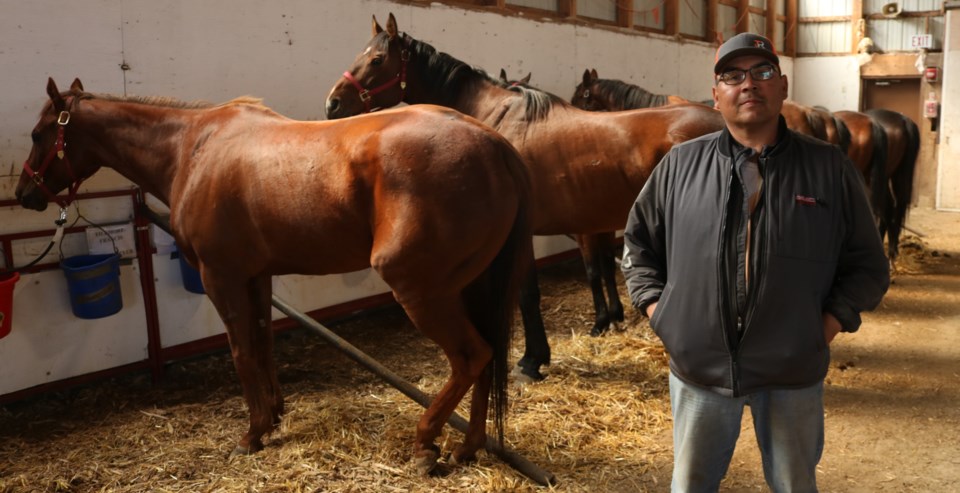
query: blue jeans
669 372 824 493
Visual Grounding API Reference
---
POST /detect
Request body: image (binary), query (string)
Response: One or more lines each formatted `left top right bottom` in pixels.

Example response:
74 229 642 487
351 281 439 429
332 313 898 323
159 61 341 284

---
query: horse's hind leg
401 298 492 474
577 234 613 336
203 274 283 455
599 232 624 331
451 364 492 465
516 249 550 381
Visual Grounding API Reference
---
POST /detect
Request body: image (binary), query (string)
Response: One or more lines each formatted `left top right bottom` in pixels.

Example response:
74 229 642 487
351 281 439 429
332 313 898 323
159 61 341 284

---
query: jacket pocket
774 193 839 261
649 281 673 336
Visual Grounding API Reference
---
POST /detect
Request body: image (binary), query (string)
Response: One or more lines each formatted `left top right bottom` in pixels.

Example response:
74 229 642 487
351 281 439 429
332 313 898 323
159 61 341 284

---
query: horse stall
2 1 959 492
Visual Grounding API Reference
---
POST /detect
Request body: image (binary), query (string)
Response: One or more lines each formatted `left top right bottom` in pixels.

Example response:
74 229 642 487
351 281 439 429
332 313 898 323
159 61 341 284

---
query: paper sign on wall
86 223 137 259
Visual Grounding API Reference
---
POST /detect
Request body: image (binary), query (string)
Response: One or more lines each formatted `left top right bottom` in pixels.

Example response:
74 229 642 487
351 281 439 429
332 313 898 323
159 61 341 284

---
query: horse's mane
71 92 266 110
592 79 671 109
395 32 565 122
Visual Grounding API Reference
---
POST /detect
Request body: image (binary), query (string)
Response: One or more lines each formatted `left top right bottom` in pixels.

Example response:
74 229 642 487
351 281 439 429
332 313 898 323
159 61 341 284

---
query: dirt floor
0 207 957 492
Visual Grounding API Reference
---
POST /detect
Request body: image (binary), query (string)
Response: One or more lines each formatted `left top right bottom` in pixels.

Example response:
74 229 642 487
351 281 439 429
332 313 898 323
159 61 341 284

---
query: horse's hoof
449 446 477 466
590 325 608 337
229 445 253 458
511 363 545 383
611 320 624 332
413 448 440 475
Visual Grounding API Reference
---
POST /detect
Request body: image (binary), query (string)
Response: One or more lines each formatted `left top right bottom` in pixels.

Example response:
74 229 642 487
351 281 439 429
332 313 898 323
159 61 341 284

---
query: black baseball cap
714 33 780 74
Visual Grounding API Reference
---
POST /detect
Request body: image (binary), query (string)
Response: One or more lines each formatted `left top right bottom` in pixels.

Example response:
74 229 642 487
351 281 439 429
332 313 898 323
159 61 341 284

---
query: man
621 33 890 492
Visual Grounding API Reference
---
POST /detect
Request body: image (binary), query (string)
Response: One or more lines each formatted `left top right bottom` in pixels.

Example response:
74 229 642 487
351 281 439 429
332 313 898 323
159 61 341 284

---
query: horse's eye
371 57 383 66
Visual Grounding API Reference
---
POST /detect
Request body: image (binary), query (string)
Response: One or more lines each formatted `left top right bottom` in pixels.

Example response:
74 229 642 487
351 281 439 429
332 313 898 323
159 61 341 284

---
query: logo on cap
754 40 766 49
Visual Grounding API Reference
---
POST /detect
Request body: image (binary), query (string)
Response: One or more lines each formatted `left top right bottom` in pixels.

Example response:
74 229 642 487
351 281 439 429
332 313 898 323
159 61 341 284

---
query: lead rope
0 207 69 274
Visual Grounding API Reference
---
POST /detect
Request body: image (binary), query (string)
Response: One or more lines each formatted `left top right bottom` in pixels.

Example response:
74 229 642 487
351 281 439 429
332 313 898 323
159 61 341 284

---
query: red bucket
0 272 19 339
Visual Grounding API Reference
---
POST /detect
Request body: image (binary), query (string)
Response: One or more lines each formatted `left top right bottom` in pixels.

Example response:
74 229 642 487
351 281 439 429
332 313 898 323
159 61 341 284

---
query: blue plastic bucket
0 271 19 339
61 254 123 319
178 253 205 294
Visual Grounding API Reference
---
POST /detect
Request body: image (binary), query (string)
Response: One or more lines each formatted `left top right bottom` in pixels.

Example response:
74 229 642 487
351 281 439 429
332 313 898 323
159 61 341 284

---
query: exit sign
912 34 934 49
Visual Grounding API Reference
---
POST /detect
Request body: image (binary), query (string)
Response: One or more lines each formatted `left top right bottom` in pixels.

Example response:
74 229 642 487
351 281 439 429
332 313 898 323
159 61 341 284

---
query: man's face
712 55 788 129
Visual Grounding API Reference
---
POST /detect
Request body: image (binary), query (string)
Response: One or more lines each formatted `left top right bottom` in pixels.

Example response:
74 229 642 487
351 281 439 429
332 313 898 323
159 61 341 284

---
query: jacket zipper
742 156 770 355
719 160 741 396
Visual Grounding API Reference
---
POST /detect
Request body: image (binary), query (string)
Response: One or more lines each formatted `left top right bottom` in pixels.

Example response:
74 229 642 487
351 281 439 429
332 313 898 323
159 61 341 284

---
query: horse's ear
520 72 531 85
386 12 398 39
372 15 383 36
46 77 65 112
582 69 592 86
499 68 508 82
590 68 599 80
70 78 84 93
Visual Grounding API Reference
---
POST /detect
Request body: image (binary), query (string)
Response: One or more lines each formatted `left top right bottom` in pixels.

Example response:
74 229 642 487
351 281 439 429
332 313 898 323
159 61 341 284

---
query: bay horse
570 68 850 152
325 13 726 381
571 68 688 111
16 78 533 474
865 108 920 261
834 110 890 238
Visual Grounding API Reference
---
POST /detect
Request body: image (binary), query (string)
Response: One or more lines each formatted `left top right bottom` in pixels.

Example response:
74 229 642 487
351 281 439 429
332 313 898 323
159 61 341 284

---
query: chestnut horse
570 68 850 153
17 78 533 474
325 14 725 381
866 108 920 261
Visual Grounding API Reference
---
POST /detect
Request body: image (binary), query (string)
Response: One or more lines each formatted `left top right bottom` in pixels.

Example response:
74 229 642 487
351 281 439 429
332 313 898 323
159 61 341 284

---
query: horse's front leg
516 247 550 381
203 273 283 455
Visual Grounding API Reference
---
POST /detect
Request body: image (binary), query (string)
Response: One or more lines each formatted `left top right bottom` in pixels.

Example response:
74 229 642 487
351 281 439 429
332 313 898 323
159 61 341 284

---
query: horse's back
175 104 528 287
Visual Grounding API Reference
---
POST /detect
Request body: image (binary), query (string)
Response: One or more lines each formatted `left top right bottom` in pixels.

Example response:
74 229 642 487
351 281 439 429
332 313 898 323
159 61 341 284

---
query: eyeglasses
717 64 779 85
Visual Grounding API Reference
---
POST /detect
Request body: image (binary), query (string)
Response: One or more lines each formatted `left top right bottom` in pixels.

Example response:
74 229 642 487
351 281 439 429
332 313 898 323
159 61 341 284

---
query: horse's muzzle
325 97 343 120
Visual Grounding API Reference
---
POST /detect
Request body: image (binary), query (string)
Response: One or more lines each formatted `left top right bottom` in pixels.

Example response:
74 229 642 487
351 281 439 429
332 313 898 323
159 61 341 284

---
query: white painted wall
0 0 796 397
792 56 862 111
938 3 960 210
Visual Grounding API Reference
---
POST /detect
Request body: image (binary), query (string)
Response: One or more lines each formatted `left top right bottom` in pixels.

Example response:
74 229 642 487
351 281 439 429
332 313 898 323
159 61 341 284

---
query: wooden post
737 0 750 33
852 0 864 54
617 0 634 28
559 0 576 18
665 0 679 35
707 0 719 44
785 0 797 56
766 0 777 39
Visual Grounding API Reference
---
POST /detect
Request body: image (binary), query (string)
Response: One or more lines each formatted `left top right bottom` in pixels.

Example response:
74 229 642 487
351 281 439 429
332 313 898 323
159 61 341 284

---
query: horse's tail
806 111 829 143
834 115 852 154
466 147 532 445
889 114 921 259
867 116 889 228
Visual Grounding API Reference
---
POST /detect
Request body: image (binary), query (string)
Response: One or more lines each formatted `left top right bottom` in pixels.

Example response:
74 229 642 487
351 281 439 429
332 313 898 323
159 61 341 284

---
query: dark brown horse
325 14 726 381
866 108 920 261
570 69 850 153
571 68 689 111
17 78 532 474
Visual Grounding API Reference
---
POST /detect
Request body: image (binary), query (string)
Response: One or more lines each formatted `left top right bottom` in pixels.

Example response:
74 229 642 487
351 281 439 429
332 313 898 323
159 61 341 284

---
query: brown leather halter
22 107 86 208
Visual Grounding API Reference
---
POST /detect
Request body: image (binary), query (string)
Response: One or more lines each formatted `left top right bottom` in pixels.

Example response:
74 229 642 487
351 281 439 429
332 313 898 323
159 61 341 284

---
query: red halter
342 44 411 113
22 109 86 208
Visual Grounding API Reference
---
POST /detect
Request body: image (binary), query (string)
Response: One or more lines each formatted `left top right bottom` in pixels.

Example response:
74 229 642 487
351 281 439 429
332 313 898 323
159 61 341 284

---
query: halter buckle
359 90 372 103
57 111 71 126
32 174 44 186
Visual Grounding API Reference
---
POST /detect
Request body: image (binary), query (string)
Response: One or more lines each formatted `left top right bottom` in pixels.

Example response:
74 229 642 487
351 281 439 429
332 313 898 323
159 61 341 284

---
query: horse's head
16 78 95 211
570 69 606 112
325 13 412 119
498 69 531 88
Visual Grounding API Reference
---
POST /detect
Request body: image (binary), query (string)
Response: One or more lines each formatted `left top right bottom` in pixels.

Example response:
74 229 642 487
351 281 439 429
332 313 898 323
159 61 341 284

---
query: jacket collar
718 115 791 161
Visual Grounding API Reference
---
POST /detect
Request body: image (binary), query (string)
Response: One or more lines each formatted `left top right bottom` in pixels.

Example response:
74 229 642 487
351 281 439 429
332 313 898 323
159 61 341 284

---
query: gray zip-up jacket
622 118 890 396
